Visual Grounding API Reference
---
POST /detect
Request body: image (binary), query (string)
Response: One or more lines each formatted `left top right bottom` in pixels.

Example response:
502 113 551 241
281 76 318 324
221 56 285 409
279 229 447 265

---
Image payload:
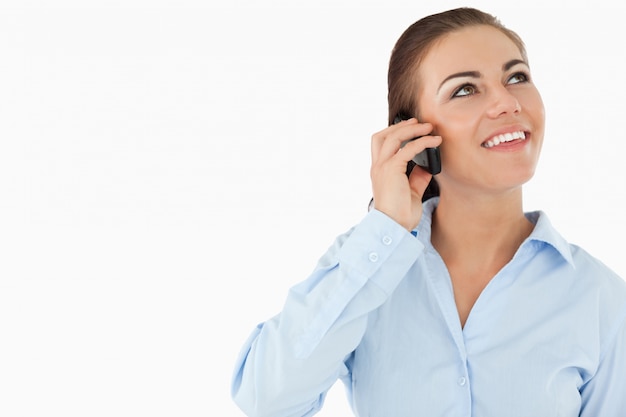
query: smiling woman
231 7 626 417
414 25 545 231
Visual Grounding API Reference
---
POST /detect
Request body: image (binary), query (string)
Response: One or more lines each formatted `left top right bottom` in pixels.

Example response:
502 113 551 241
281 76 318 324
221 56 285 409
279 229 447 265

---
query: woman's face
417 25 545 198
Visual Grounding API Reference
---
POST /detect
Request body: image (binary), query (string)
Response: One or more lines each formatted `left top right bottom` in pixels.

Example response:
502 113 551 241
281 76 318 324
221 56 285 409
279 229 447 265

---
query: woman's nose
486 85 521 118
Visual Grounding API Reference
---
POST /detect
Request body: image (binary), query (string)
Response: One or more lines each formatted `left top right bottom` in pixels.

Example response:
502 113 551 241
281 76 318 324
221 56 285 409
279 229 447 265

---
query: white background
1 0 625 416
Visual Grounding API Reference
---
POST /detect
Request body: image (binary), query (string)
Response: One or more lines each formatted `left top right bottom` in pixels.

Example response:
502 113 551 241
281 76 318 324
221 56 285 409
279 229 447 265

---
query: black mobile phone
394 113 441 176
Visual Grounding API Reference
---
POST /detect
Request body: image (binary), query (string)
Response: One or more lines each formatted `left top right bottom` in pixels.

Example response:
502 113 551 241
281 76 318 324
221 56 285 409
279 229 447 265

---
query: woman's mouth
481 131 527 148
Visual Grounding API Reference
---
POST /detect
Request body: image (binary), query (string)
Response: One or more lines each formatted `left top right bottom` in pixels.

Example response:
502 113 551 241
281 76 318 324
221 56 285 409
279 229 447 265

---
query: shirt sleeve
231 209 424 417
579 306 626 416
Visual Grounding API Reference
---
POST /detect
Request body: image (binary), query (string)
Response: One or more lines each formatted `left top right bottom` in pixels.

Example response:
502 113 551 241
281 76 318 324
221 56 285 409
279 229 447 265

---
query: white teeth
482 131 526 148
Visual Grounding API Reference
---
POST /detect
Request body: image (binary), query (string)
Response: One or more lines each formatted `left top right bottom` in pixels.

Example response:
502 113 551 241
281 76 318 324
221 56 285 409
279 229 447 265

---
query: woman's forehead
419 25 525 78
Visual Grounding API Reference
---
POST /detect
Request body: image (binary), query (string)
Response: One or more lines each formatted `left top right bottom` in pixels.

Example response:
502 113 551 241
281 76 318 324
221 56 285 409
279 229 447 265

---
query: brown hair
387 7 527 200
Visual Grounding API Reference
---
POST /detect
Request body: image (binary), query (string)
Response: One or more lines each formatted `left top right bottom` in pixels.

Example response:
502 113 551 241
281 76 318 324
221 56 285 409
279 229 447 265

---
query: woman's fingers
371 118 434 164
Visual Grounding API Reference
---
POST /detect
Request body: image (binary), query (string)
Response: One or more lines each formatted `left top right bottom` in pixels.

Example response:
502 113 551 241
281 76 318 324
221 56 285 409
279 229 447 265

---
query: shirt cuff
338 209 425 295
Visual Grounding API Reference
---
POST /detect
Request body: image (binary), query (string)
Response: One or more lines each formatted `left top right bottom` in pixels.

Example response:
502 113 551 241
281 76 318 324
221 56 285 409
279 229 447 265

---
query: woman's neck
431 189 534 268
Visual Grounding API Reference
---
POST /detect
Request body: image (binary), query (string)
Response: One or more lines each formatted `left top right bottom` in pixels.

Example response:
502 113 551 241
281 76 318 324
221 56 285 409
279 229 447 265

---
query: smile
482 131 526 148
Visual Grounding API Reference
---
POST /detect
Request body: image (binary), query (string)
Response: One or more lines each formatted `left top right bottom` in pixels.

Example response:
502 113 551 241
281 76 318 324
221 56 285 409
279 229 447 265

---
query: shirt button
368 252 379 262
382 236 392 245
458 377 467 386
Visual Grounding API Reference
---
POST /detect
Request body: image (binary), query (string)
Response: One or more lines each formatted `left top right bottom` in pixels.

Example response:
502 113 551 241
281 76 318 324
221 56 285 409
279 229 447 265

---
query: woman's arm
231 209 424 417
579 307 626 416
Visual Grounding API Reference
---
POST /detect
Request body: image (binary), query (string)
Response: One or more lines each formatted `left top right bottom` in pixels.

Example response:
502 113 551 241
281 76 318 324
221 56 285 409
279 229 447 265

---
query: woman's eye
452 84 476 98
508 72 529 85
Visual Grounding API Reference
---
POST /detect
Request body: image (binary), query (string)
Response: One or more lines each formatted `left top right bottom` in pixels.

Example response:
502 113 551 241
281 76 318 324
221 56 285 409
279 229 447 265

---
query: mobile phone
394 113 441 175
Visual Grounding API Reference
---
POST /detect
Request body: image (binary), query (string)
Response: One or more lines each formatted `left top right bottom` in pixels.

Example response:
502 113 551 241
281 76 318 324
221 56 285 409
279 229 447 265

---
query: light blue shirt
231 198 626 417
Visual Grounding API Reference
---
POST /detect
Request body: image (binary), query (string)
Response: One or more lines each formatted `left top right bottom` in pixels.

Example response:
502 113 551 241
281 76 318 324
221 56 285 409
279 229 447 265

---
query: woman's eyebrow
437 59 529 94
437 71 480 93
503 58 527 71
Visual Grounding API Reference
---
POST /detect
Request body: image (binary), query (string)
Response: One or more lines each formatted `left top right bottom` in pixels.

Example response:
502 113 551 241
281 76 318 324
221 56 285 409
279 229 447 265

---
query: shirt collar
414 197 575 267
524 210 575 267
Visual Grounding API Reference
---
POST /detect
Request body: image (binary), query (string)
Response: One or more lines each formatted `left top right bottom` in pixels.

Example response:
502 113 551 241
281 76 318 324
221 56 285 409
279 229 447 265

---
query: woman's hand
370 118 442 231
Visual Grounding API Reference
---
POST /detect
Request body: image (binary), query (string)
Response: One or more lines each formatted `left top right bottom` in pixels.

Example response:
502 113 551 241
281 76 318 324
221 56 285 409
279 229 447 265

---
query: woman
231 8 626 416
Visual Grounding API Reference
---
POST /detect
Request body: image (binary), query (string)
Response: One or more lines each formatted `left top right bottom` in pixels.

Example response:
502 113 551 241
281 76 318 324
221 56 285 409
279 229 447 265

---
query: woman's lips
481 130 527 148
